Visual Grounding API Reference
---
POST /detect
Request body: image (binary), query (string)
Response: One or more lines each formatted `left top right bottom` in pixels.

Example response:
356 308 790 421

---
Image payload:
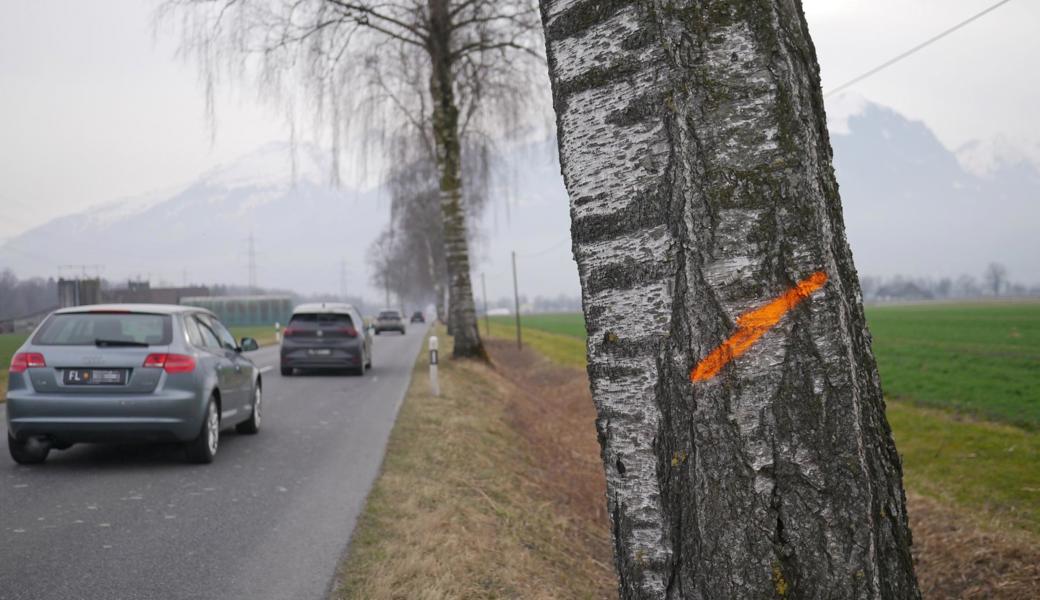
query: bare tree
368 153 450 310
163 0 546 358
983 262 1008 297
540 1 920 598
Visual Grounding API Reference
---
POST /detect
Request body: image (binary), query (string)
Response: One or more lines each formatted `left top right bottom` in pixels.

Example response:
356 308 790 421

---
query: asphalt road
0 325 428 600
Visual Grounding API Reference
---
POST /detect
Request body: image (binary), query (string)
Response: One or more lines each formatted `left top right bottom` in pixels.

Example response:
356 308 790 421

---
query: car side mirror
240 337 260 352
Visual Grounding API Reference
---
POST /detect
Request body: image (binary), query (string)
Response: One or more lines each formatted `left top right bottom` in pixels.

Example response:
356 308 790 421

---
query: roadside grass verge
889 402 1040 535
485 318 1040 535
229 325 280 347
484 320 1040 597
486 319 586 369
332 327 614 599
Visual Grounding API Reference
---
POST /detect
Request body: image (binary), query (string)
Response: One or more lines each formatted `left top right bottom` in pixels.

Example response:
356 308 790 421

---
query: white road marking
259 366 273 373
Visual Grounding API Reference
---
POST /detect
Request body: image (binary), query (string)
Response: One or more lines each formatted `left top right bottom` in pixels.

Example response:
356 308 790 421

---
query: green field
229 325 281 348
867 303 1040 429
489 303 1040 534
493 303 1040 428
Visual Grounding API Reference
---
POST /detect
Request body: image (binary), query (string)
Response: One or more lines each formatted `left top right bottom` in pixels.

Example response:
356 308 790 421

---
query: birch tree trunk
428 0 485 358
540 1 921 598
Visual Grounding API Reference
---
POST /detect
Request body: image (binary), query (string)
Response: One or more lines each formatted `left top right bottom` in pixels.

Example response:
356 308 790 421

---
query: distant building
58 278 102 307
180 296 293 327
103 281 211 305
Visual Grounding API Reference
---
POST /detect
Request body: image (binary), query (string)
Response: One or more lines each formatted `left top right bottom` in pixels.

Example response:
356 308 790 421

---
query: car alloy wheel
252 387 262 429
206 401 220 456
238 386 262 434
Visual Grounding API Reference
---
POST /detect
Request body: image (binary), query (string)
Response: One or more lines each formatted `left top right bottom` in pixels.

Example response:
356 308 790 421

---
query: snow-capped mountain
0 142 390 297
826 94 1040 284
477 95 1040 298
2 97 1038 301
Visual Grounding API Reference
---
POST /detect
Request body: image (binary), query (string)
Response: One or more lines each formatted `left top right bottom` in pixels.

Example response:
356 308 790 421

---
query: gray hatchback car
6 304 263 465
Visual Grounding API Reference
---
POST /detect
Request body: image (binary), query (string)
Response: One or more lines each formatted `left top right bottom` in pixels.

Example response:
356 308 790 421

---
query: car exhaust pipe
25 436 53 453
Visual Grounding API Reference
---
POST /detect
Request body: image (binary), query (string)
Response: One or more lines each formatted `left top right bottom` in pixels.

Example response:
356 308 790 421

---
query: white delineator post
274 321 281 343
428 335 440 396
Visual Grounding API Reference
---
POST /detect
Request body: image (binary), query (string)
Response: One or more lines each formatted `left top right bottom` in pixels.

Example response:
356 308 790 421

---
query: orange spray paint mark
690 271 828 383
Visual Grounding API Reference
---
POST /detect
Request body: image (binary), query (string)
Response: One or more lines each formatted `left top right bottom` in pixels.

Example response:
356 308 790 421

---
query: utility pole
511 251 521 350
481 272 490 336
247 231 258 293
339 258 348 301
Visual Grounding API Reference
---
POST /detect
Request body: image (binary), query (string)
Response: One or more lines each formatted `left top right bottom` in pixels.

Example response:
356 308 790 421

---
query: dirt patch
487 339 1040 600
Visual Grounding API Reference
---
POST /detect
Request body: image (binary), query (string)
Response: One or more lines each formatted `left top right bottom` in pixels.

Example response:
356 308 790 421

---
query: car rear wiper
94 339 149 348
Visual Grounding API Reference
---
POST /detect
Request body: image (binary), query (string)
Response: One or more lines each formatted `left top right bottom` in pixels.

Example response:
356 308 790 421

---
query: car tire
8 433 49 465
185 397 220 464
280 365 292 376
236 385 262 435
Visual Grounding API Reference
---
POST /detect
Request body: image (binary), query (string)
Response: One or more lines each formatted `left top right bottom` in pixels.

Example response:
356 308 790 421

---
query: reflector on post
428 336 439 396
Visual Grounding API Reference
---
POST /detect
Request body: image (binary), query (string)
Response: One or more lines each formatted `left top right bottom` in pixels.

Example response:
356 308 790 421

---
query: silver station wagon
6 304 263 465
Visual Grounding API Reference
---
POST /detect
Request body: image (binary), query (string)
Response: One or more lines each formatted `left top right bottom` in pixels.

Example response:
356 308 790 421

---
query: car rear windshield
289 313 354 329
379 311 401 319
33 312 173 346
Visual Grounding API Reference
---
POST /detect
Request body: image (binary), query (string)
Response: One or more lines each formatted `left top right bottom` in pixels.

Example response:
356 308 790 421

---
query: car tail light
282 326 297 337
338 326 358 337
143 353 196 374
9 352 46 373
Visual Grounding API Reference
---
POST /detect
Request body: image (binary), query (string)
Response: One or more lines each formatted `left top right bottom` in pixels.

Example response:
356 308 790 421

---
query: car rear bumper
5 388 205 443
280 347 362 369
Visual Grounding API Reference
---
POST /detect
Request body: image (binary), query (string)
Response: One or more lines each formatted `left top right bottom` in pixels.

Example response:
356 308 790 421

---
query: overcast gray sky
1 0 1038 243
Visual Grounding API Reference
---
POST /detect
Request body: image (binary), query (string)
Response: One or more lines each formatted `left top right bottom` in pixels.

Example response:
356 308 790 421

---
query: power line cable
516 237 571 258
824 0 1016 98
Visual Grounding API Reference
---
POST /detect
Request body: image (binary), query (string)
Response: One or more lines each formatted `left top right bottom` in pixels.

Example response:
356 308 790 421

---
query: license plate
309 349 332 356
64 369 127 385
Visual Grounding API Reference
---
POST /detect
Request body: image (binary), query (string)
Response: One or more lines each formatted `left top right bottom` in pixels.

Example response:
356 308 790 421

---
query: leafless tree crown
161 0 547 184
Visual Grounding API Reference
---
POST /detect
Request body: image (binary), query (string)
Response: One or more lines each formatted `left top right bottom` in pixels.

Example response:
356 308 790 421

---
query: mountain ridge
1 96 1038 300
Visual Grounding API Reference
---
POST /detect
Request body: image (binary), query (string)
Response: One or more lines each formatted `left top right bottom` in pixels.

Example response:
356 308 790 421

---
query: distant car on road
6 304 263 465
280 303 372 376
410 311 425 324
374 309 406 335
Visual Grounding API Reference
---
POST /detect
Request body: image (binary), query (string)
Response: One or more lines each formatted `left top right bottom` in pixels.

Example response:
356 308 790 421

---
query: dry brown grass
909 491 1040 599
336 329 1039 599
332 330 615 600
484 339 1040 599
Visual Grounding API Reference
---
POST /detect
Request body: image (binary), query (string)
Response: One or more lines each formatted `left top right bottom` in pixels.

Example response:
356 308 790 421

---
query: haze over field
1 95 1038 301
1 0 1038 302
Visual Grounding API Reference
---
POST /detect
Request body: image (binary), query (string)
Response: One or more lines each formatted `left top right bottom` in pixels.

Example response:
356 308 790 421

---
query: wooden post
512 251 522 350
482 272 490 336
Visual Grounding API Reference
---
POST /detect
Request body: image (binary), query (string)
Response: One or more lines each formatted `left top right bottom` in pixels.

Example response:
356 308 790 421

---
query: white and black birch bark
429 0 485 358
540 1 921 598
